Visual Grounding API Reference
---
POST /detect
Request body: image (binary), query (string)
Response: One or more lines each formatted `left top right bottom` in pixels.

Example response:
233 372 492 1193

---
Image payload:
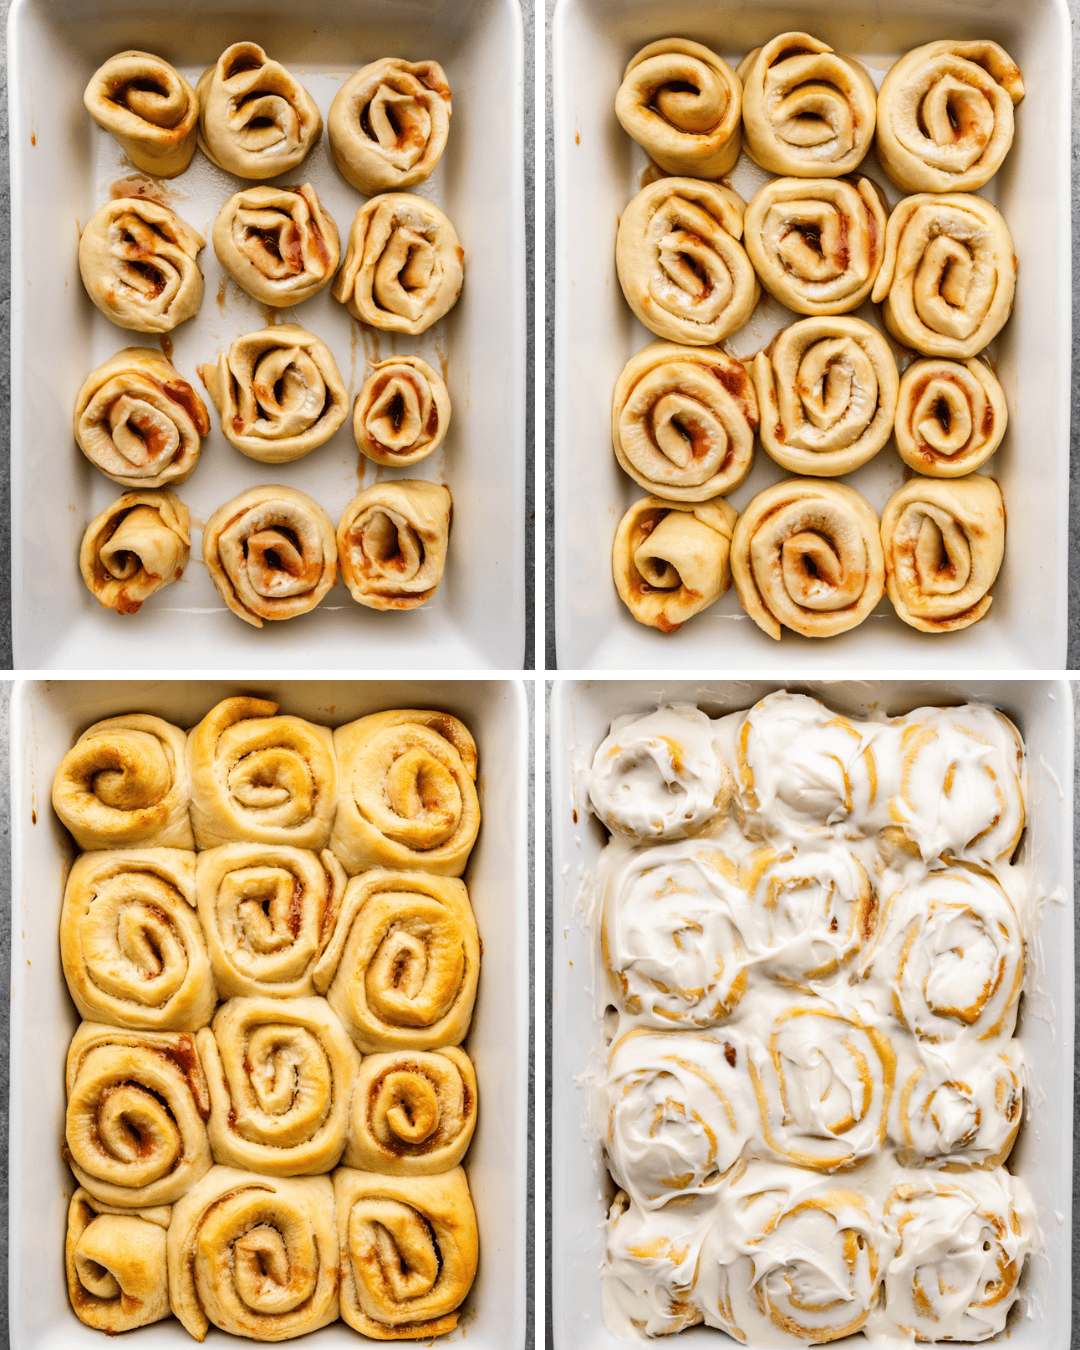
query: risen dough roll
881 473 1005 633
737 32 877 176
200 325 348 463
203 485 338 626
616 178 759 345
612 341 758 499
79 198 204 333
332 194 464 334
895 357 1007 476
613 494 737 632
329 58 452 195
354 356 450 467
615 39 741 178
876 41 1025 193
213 184 340 307
80 489 190 614
195 42 321 178
870 193 1017 358
731 479 885 639
187 696 337 850
74 347 209 488
53 713 193 850
337 480 451 611
330 709 480 876
66 1189 171 1332
84 51 198 177
743 175 887 314
752 316 899 476
335 1167 479 1339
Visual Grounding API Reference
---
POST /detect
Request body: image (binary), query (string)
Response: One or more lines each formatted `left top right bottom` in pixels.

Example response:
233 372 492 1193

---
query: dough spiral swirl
80 489 190 614
338 481 452 611
895 356 1007 476
84 51 198 177
213 184 340 307
354 356 450 467
897 1044 1023 1169
66 1189 171 1332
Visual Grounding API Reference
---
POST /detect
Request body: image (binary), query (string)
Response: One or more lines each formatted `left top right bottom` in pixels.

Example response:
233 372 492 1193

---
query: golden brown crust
66 1188 171 1332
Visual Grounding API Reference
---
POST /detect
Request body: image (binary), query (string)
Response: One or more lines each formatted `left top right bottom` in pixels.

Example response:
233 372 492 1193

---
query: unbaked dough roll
167 1167 339 1341
187 696 337 850
64 1022 212 1207
615 39 742 178
332 194 464 334
66 1189 171 1333
743 175 887 314
84 51 198 177
730 479 885 639
870 193 1017 358
881 474 1005 633
79 198 204 333
200 325 348 463
213 184 340 307
752 317 899 476
616 178 759 344
80 489 190 614
612 342 758 499
737 33 877 177
895 357 1007 476
329 58 452 195
74 347 209 488
314 870 480 1053
335 1166 479 1339
202 485 338 626
195 42 321 178
330 709 480 875
354 356 450 467
612 493 737 633
337 480 452 611
876 41 1025 193
53 713 193 850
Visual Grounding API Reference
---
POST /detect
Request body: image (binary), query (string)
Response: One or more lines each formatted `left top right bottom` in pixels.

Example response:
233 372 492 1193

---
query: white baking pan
8 678 530 1348
551 0 1071 670
8 0 525 670
549 678 1073 1350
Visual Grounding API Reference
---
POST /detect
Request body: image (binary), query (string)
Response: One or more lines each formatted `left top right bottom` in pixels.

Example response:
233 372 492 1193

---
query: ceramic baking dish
8 0 525 670
551 0 1071 670
8 678 529 1348
549 678 1074 1350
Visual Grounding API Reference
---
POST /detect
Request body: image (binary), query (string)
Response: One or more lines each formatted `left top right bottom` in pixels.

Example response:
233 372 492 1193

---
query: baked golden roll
731 479 886 639
895 357 1007 476
74 347 209 488
53 713 193 850
332 194 464 334
200 325 348 464
200 996 360 1176
613 493 737 633
167 1166 339 1341
335 1166 479 1338
329 58 452 195
337 480 452 611
187 696 338 850
881 473 1005 633
876 40 1025 193
64 1022 212 1207
743 176 887 315
737 33 877 177
752 316 898 477
196 844 345 999
897 1045 1023 1169
78 198 204 333
871 193 1017 358
330 709 480 875
80 489 190 614
66 1188 171 1332
612 342 758 500
202 485 338 626
84 51 198 177
213 184 340 307
345 1046 478 1175
354 356 450 467
615 39 741 178
61 848 214 1031
314 870 480 1052
195 42 321 178
615 178 759 345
